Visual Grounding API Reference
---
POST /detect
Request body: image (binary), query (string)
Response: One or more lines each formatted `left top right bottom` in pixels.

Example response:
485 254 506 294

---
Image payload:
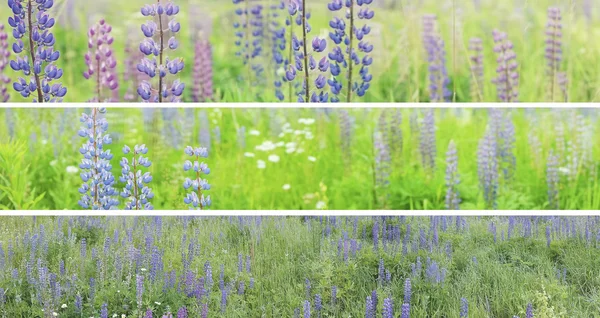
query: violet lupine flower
137 1 185 102
177 306 188 318
419 109 436 172
314 294 322 317
401 303 410 318
404 278 411 304
285 0 329 102
136 274 144 310
422 14 450 102
0 24 10 102
468 37 484 102
374 130 391 190
383 298 394 318
545 7 562 101
492 29 519 102
303 300 311 318
526 303 533 318
327 0 375 102
120 144 154 210
183 146 211 209
101 303 108 318
331 286 337 307
270 1 286 101
77 108 118 210
192 39 213 102
547 150 559 209
233 0 265 92
145 308 153 318
365 296 374 318
460 298 468 317
445 140 460 210
477 130 498 209
83 19 118 102
7 0 67 102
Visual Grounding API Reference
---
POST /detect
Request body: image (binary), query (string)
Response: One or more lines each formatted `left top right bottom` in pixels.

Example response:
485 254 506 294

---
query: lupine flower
120 144 154 210
445 140 460 209
77 108 118 210
460 298 468 317
468 37 484 102
136 274 144 309
477 130 498 209
0 24 10 102
101 303 108 318
270 1 286 101
192 38 213 102
83 19 118 102
124 31 147 101
177 306 188 318
145 308 153 318
137 0 185 102
374 131 391 191
365 295 374 318
285 0 329 102
331 286 337 307
489 109 516 181
526 303 533 318
545 7 562 101
233 0 265 94
383 298 394 318
419 109 436 172
7 0 67 102
314 294 322 316
183 146 211 209
547 150 559 209
401 303 410 318
327 0 375 102
303 300 311 318
404 278 412 304
492 29 519 102
422 14 450 102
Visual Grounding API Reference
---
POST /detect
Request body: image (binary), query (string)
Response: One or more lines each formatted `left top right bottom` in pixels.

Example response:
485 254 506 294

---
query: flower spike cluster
183 146 211 209
77 108 118 210
192 38 213 102
327 0 374 102
137 0 185 102
120 144 154 210
0 24 10 102
84 19 118 102
7 0 67 102
285 0 329 103
492 29 519 102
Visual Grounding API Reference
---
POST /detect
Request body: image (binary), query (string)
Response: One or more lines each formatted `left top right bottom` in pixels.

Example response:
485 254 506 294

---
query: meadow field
0 0 599 103
0 215 598 317
0 107 599 210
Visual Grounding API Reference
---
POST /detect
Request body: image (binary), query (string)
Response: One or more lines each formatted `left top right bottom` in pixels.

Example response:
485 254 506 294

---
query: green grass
0 107 598 210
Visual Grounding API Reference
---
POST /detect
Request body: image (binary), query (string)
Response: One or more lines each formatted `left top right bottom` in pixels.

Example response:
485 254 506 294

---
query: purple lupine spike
422 14 450 102
327 0 374 102
101 303 108 318
270 1 286 101
314 294 322 316
477 129 498 209
305 278 311 299
468 37 484 102
176 306 187 318
545 7 562 101
445 140 460 210
136 274 144 310
526 303 533 318
233 0 265 94
77 108 118 210
331 286 337 307
419 109 436 172
145 308 153 318
365 296 374 318
7 0 67 102
120 144 154 210
547 150 559 209
192 38 213 102
84 19 118 102
183 146 211 209
0 24 10 102
401 303 410 318
404 278 412 304
137 0 184 102
492 29 519 102
383 297 394 318
374 130 391 195
460 298 468 317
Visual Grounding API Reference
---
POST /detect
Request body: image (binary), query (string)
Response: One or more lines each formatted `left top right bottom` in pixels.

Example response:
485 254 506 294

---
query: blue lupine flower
404 278 411 304
468 38 484 101
445 140 460 210
284 0 328 103
303 300 310 318
365 295 374 318
7 0 67 102
460 298 468 317
77 108 118 210
120 144 154 210
136 274 144 309
477 129 499 209
327 0 374 101
401 303 410 318
183 145 211 209
383 298 394 318
526 303 533 318
546 7 562 101
270 1 286 101
137 0 184 102
419 109 436 172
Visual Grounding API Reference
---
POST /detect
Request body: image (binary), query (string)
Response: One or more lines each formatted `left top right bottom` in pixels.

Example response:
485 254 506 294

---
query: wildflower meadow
0 215 598 317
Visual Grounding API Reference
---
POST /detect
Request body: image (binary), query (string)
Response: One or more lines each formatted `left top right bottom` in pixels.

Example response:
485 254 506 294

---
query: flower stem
157 0 164 103
346 0 354 103
301 0 309 102
27 0 43 102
